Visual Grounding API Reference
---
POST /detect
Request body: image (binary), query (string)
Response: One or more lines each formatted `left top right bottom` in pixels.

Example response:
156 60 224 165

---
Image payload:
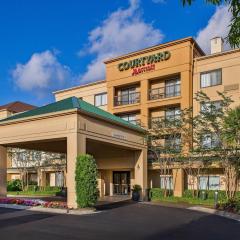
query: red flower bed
0 198 67 209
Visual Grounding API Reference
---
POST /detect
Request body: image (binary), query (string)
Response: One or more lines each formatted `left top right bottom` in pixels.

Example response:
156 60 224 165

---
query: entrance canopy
0 97 147 208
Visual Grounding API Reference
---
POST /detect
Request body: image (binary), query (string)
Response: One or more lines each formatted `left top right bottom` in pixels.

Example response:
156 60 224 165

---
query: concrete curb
0 204 97 215
187 206 240 222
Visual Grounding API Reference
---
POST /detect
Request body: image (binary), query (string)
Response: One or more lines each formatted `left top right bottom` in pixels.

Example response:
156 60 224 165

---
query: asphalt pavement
0 203 239 240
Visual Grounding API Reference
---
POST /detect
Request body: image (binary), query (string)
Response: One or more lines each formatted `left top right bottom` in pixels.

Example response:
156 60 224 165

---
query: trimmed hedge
149 188 173 200
75 154 98 208
26 185 61 192
7 179 22 191
151 188 240 201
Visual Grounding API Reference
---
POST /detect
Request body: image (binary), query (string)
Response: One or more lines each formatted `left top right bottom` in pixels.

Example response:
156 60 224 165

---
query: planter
132 191 140 201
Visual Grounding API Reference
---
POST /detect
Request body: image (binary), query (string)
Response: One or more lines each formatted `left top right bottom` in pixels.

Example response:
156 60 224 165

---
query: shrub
75 154 98 208
7 179 22 191
217 198 240 213
183 189 199 198
132 184 142 192
149 188 173 200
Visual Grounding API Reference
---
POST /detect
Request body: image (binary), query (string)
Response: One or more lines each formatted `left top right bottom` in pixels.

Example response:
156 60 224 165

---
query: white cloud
196 5 232 53
80 0 164 83
12 50 72 97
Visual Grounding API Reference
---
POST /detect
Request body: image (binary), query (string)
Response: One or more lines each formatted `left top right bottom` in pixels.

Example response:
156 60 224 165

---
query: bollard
214 191 219 208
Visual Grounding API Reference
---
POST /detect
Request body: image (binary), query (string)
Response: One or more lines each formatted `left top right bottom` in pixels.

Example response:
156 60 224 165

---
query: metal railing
114 92 140 106
149 84 181 100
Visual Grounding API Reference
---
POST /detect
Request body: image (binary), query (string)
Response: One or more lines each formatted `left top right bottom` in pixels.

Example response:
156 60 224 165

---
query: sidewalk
142 201 240 222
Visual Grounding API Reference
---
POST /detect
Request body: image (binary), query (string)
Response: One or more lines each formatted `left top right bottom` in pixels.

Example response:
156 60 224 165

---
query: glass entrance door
113 171 130 195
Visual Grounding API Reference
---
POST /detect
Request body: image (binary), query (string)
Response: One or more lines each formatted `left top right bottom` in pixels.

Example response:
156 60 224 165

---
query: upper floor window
165 78 181 97
164 134 181 151
200 69 222 88
120 87 138 104
120 113 139 125
94 92 107 107
165 107 181 121
200 101 222 114
115 87 140 106
201 133 220 149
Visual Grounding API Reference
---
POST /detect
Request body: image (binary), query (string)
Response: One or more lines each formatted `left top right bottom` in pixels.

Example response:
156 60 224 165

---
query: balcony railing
149 84 181 101
114 92 140 106
149 116 181 129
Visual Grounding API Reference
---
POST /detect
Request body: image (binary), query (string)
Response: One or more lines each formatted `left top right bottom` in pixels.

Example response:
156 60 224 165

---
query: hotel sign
112 131 127 140
118 51 171 76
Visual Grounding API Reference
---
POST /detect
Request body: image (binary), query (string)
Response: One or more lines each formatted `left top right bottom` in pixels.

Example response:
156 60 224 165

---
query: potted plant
132 184 142 201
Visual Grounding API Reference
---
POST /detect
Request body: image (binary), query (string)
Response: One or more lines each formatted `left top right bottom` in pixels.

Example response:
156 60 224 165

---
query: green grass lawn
151 196 215 207
7 190 60 196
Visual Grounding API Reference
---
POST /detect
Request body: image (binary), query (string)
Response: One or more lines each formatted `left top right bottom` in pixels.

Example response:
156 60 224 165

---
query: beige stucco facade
193 48 240 115
54 80 107 111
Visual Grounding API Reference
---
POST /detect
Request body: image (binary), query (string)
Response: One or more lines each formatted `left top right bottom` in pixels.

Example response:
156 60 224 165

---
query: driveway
0 203 239 240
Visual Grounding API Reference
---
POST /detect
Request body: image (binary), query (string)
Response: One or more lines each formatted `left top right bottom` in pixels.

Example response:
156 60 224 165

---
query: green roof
0 97 144 132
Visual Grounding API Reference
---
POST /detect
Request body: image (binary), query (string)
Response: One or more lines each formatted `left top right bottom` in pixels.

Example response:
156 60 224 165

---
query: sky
0 0 232 106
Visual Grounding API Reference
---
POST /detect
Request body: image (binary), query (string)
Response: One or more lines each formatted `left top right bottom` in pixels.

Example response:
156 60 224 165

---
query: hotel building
0 36 239 207
55 37 240 195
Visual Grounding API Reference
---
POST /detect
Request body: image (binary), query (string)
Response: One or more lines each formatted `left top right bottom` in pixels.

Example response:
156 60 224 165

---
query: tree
75 154 98 208
221 106 240 199
192 91 240 199
181 0 240 48
147 90 239 200
147 108 193 197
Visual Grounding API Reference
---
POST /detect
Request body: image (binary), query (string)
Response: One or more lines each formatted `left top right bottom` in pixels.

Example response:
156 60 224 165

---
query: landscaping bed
149 188 240 212
0 197 67 209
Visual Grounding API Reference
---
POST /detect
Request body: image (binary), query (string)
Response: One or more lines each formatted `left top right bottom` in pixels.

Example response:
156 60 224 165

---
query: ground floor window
160 176 173 190
199 176 220 190
55 172 64 187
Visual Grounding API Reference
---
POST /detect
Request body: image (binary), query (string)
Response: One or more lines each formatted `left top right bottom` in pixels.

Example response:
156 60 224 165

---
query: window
200 101 222 114
199 176 220 190
200 69 222 88
165 78 180 97
94 92 107 107
165 134 181 151
209 176 220 190
160 176 173 190
165 107 181 121
120 87 138 104
55 172 64 187
120 114 138 125
199 176 208 190
201 133 220 149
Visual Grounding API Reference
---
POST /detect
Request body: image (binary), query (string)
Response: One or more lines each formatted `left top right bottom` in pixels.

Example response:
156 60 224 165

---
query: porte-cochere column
66 133 86 209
